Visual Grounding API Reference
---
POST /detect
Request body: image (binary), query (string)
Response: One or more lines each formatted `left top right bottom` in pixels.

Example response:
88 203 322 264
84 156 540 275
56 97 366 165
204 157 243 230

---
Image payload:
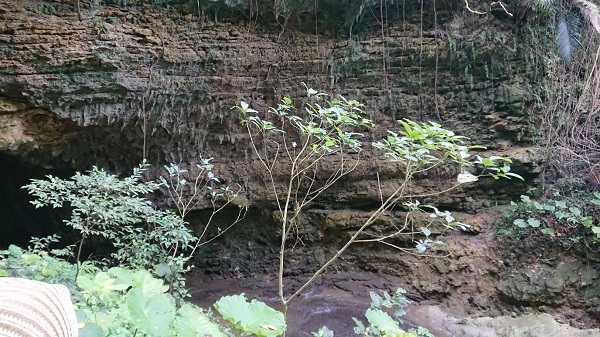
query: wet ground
186 273 419 336
186 272 600 337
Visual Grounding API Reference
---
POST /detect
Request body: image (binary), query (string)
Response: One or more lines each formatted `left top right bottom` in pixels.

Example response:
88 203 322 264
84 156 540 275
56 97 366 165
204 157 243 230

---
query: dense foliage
21 160 241 297
500 178 600 254
0 242 432 336
0 244 225 337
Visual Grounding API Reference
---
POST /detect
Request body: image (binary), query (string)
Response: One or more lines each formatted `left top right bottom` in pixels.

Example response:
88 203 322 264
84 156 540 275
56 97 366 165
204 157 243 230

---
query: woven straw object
0 278 78 337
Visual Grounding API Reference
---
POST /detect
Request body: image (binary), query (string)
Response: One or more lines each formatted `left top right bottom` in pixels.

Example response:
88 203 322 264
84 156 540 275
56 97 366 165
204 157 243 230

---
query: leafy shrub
352 288 433 337
502 189 600 251
21 161 241 298
77 267 227 337
22 163 191 268
0 245 224 337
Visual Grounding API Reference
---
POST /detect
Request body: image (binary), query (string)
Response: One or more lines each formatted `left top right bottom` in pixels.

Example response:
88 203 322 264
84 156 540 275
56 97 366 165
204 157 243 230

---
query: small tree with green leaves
235 84 522 323
158 158 247 259
22 161 242 296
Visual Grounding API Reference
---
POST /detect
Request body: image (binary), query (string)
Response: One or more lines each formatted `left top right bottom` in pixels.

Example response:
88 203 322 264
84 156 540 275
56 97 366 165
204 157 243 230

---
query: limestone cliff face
0 0 532 200
0 0 538 272
0 0 536 197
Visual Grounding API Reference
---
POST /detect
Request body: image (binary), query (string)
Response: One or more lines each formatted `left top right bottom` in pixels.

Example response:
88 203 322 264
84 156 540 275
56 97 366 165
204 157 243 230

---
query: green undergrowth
0 244 225 337
498 179 600 255
0 242 430 336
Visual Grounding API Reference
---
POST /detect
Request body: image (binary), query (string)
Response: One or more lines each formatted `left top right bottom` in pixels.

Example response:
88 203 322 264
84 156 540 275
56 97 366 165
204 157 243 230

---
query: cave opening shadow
0 153 76 250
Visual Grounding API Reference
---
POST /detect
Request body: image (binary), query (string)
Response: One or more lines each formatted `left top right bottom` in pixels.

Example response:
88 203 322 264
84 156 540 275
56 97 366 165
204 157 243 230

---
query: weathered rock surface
497 260 600 308
6 0 590 331
0 0 542 264
0 0 536 170
406 305 600 337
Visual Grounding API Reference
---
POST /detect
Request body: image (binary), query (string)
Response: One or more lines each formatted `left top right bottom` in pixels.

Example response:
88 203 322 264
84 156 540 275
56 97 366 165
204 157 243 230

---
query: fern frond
556 11 582 62
574 0 600 33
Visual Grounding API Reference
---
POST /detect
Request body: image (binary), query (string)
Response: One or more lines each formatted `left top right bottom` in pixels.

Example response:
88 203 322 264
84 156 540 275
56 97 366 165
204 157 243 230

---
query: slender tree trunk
77 0 82 21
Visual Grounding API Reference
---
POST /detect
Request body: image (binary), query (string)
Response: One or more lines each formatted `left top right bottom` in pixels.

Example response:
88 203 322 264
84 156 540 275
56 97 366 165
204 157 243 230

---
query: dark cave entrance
0 153 76 250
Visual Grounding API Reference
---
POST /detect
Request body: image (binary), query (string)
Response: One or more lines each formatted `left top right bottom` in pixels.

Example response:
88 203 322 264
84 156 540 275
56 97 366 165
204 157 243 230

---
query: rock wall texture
0 0 557 320
0 0 535 169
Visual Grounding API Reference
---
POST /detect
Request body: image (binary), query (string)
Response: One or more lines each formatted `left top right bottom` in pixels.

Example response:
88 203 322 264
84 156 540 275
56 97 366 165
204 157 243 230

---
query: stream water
186 274 419 336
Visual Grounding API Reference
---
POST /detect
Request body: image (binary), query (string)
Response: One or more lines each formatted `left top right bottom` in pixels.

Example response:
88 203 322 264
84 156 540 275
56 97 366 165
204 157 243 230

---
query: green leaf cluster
0 246 226 337
0 244 81 288
214 294 286 337
352 288 433 337
77 267 223 337
505 191 600 248
21 162 202 296
373 120 522 182
236 84 374 155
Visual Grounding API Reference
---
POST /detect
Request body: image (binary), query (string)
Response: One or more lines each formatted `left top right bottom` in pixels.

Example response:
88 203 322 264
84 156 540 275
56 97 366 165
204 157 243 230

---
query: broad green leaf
520 195 531 203
78 322 105 337
107 267 134 287
555 200 567 209
77 272 129 296
353 317 366 334
369 291 384 307
542 204 556 212
568 207 581 217
582 217 594 228
126 288 175 337
527 218 541 228
8 245 23 258
481 158 495 167
556 210 568 219
592 226 600 235
0 269 7 277
514 219 528 228
128 269 169 296
173 303 226 337
154 263 173 279
214 294 286 337
541 228 555 235
364 308 403 335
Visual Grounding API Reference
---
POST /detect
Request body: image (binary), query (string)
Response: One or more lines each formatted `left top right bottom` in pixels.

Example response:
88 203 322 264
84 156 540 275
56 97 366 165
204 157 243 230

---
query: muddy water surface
186 275 418 336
